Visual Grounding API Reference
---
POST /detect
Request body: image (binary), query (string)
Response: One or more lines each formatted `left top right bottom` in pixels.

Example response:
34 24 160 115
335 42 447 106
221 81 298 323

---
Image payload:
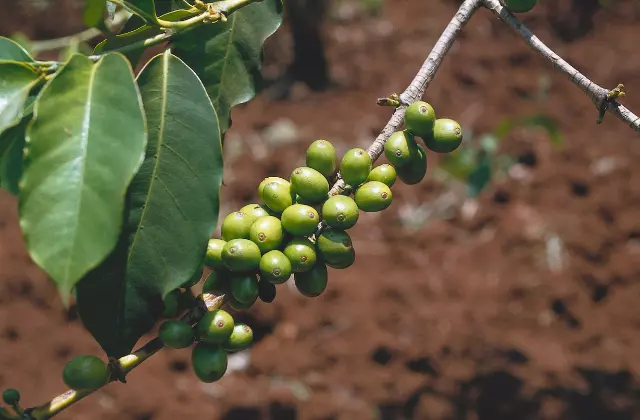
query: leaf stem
24 294 220 420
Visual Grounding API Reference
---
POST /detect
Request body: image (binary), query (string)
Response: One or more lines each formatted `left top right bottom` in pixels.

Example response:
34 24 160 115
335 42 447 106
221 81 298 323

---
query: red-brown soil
2 1 640 419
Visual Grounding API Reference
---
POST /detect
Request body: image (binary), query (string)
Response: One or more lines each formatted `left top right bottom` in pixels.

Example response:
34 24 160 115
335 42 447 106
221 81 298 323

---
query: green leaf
466 152 493 198
76 52 223 357
19 53 147 301
439 148 477 181
0 37 34 62
122 0 158 23
0 61 41 136
0 117 28 195
173 0 284 133
494 114 563 148
83 0 107 27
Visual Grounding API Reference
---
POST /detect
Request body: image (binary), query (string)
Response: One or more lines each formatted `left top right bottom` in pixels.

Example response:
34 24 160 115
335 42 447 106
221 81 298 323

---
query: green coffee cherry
191 342 227 383
396 144 427 185
221 211 256 241
504 0 536 13
294 263 328 297
295 194 316 206
230 274 260 304
224 323 254 352
322 195 359 230
258 279 277 303
404 101 436 139
205 239 226 270
258 177 289 197
367 164 397 187
425 118 463 153
240 203 271 219
281 204 320 236
159 320 195 349
384 130 419 168
261 181 294 214
197 309 235 343
228 294 257 311
325 248 355 269
290 167 329 204
283 237 317 273
354 181 393 212
202 269 232 295
340 148 372 187
317 230 355 269
221 239 261 272
306 139 338 177
249 215 284 253
162 289 182 318
2 389 20 405
62 356 109 390
259 250 292 284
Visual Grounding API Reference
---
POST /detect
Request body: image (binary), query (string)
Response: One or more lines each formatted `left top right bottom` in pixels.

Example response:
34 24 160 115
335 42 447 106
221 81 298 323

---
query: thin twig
482 0 640 131
25 295 219 420
328 0 483 196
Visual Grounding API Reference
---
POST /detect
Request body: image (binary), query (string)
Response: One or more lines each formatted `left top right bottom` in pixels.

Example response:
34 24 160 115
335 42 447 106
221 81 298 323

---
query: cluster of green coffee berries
201 100 462 310
36 99 463 392
503 0 537 13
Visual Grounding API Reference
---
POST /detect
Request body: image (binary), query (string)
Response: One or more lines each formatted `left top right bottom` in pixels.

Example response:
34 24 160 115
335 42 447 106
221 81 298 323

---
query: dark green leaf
173 0 284 133
466 152 492 198
77 52 223 357
122 0 158 23
0 37 34 62
83 0 107 28
0 117 28 195
0 61 41 136
20 53 147 301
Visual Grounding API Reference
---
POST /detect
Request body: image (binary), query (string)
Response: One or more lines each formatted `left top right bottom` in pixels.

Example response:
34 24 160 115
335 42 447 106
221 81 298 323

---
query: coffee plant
0 0 637 418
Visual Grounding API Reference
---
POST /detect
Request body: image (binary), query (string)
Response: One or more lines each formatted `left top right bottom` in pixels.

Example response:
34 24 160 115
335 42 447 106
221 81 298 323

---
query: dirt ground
2 0 640 419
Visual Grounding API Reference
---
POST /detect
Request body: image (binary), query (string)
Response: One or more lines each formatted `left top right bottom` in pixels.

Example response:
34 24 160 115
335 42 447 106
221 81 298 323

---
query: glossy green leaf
76 52 223 357
20 53 147 301
122 0 158 23
0 37 34 62
0 61 41 136
173 0 284 133
83 0 107 27
0 117 28 195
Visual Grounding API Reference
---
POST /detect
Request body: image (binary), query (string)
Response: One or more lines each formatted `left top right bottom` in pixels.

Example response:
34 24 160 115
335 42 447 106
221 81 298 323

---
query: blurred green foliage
439 114 563 198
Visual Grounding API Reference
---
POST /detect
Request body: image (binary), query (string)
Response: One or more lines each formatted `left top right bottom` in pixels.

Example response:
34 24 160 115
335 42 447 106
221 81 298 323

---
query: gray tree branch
328 0 484 195
483 0 640 132
328 0 640 199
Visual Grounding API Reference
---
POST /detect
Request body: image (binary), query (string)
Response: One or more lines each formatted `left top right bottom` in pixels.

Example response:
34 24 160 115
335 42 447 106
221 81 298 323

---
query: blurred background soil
2 0 640 419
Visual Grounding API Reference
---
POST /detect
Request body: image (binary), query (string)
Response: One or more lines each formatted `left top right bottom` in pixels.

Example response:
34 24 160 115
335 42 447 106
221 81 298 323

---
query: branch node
376 93 401 107
597 83 626 124
108 357 127 384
